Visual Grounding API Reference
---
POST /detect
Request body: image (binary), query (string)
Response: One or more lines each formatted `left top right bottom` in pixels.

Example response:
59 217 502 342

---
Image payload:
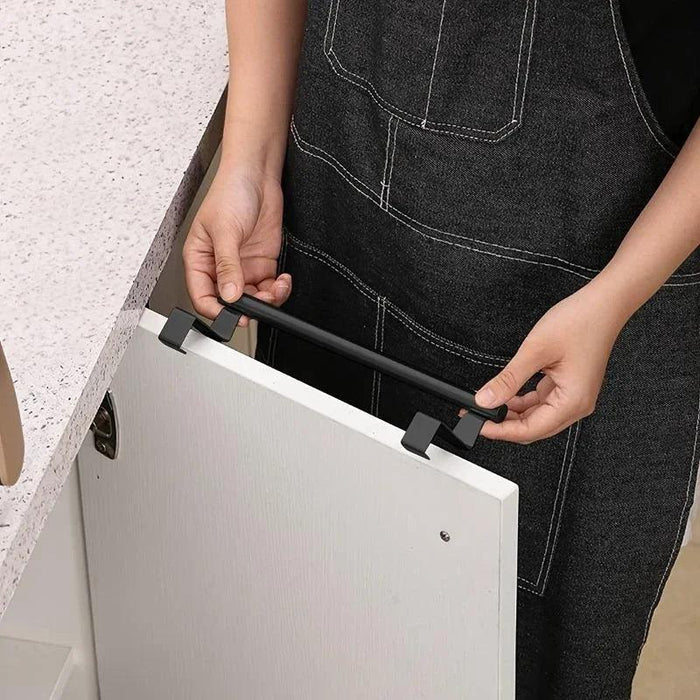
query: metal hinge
91 391 118 459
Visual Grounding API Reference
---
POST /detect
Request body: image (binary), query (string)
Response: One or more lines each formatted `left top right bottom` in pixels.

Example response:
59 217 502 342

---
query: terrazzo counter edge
0 0 228 615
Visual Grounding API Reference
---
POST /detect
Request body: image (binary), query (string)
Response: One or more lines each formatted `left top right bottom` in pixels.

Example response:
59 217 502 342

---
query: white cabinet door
78 309 517 700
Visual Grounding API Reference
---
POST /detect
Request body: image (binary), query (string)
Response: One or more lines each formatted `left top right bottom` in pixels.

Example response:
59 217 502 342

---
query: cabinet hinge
91 391 118 459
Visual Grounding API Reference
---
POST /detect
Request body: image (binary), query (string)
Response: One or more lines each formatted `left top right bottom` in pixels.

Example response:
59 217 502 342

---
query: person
183 1 700 696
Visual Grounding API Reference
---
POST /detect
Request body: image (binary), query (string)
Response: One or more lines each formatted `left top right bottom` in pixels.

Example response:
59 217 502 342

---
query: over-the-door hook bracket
158 306 241 354
401 410 487 459
158 293 507 455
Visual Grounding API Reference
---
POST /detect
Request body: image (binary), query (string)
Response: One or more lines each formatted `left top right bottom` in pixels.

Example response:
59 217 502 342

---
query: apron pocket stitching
290 119 700 285
285 229 508 366
540 420 581 592
323 46 520 142
291 120 594 276
385 302 510 363
323 0 536 140
422 0 448 126
518 423 575 587
520 420 581 594
382 118 399 211
384 306 506 368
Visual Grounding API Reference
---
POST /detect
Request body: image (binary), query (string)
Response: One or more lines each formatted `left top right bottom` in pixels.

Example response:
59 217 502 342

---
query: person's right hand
183 164 291 325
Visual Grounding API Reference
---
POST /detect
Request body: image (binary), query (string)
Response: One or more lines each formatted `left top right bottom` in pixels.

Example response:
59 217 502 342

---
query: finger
458 406 521 420
480 402 572 444
458 388 537 420
240 256 279 285
504 391 540 414
234 279 290 328
535 374 556 397
257 273 292 305
498 376 556 414
272 273 292 305
183 233 222 320
212 230 245 303
233 283 261 328
185 268 222 319
505 376 555 413
475 341 548 409
251 287 276 304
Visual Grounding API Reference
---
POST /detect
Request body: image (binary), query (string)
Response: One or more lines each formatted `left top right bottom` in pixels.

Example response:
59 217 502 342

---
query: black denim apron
255 1 700 696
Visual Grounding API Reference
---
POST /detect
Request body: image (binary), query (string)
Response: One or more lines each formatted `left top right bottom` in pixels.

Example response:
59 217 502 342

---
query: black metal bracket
158 307 241 354
401 410 487 459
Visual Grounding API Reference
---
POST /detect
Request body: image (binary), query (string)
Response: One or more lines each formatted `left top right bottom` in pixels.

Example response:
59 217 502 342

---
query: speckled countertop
0 1 228 614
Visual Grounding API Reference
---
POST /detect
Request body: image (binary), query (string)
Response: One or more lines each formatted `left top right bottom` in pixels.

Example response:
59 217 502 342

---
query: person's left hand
461 283 628 443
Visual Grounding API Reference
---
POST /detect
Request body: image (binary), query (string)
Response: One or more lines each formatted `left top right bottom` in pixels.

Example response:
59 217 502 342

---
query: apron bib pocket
324 0 537 140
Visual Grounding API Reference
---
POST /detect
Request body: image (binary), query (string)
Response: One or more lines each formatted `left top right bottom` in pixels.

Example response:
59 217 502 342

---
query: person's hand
461 284 628 443
183 163 291 325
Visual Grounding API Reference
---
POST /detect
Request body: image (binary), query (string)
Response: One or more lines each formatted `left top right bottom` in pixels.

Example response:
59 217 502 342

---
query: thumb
475 341 544 408
212 229 245 302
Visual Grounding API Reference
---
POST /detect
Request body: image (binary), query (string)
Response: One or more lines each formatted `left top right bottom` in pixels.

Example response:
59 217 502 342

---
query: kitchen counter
0 0 228 614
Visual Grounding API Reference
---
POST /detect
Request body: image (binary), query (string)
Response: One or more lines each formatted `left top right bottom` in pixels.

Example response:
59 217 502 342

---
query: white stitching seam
517 423 575 590
636 370 700 664
422 0 449 127
517 0 537 125
540 420 581 591
511 0 530 122
284 229 581 593
327 48 521 143
379 116 395 210
384 118 399 211
389 302 509 363
324 0 340 52
293 118 600 273
285 230 509 365
290 120 592 277
325 0 529 134
608 0 676 160
517 421 580 593
290 119 700 285
323 0 536 140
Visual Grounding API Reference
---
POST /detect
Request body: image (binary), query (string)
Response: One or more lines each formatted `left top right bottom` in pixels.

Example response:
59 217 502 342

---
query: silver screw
440 531 450 542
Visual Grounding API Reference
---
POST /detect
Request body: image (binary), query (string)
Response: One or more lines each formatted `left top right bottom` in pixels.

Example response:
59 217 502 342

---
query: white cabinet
0 637 73 700
0 466 99 700
78 305 518 699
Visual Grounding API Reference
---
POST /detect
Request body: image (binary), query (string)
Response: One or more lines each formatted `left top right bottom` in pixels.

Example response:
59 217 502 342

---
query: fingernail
220 283 237 301
475 386 497 408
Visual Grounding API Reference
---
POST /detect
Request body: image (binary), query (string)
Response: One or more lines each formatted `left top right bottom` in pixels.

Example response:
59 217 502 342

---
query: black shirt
621 0 700 149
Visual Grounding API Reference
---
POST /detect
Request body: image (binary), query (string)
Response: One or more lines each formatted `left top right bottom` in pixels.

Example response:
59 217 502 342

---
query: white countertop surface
0 0 228 614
